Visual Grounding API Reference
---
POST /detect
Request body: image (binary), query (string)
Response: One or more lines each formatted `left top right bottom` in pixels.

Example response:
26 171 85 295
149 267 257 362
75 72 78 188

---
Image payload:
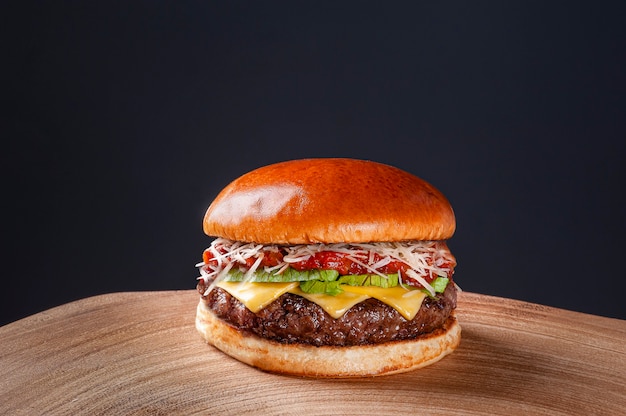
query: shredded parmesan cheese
197 237 455 296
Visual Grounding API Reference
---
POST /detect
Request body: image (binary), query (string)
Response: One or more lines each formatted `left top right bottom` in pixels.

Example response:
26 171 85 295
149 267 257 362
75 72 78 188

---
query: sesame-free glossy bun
203 158 455 244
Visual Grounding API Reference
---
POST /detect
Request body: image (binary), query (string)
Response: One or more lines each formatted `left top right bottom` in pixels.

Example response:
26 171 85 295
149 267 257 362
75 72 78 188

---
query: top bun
203 158 455 244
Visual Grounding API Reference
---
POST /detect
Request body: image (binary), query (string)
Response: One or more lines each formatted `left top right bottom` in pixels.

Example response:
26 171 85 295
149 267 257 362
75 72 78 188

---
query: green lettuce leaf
299 280 343 296
221 267 339 283
220 265 450 298
337 273 399 288
422 276 449 296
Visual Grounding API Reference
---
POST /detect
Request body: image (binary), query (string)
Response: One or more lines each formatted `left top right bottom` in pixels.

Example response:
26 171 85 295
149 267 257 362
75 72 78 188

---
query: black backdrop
3 1 625 326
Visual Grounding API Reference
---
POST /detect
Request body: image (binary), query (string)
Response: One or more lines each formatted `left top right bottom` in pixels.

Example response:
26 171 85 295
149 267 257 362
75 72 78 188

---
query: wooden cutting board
1 290 624 415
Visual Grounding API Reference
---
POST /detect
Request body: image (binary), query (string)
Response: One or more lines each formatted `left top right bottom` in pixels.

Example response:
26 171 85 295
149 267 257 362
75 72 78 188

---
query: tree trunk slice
1 290 624 415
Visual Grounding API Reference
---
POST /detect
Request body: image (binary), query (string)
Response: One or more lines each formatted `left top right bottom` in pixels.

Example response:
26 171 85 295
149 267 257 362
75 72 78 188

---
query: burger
195 158 460 377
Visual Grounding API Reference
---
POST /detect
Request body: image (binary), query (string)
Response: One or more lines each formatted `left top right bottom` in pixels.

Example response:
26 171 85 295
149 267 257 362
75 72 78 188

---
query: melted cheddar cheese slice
215 281 298 313
215 281 428 320
341 285 427 320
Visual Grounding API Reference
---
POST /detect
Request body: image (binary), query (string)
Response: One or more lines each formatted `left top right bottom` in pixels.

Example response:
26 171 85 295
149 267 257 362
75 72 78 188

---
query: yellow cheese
288 287 370 319
215 281 428 321
215 281 298 313
342 285 427 320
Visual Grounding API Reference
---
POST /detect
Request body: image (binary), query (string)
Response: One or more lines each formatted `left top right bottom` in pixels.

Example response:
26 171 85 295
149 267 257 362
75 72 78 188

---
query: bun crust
204 158 455 244
196 300 461 378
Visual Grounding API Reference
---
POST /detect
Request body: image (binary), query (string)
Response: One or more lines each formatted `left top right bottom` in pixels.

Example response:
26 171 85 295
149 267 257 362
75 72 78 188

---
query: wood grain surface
1 290 624 415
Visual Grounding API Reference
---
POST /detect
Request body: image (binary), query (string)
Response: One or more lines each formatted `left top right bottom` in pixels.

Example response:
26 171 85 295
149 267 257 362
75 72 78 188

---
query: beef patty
197 280 457 347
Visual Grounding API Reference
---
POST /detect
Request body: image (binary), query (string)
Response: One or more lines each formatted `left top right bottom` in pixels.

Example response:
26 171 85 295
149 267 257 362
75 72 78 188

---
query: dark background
2 1 625 326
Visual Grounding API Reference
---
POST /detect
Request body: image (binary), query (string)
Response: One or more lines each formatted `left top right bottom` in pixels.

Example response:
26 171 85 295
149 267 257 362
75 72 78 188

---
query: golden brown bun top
203 158 455 244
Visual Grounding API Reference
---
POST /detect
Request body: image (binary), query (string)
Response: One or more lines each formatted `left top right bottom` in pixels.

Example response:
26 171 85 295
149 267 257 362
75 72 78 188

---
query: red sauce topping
203 246 454 287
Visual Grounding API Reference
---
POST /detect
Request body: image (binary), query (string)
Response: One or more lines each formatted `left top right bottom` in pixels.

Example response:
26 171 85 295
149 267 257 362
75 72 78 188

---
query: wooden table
1 290 624 415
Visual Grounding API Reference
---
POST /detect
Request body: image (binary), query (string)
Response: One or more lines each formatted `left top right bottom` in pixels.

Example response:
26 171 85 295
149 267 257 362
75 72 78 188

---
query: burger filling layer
196 238 458 346
199 282 457 346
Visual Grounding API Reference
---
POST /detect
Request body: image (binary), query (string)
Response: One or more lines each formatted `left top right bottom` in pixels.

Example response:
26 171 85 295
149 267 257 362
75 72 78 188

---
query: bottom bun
195 300 461 378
